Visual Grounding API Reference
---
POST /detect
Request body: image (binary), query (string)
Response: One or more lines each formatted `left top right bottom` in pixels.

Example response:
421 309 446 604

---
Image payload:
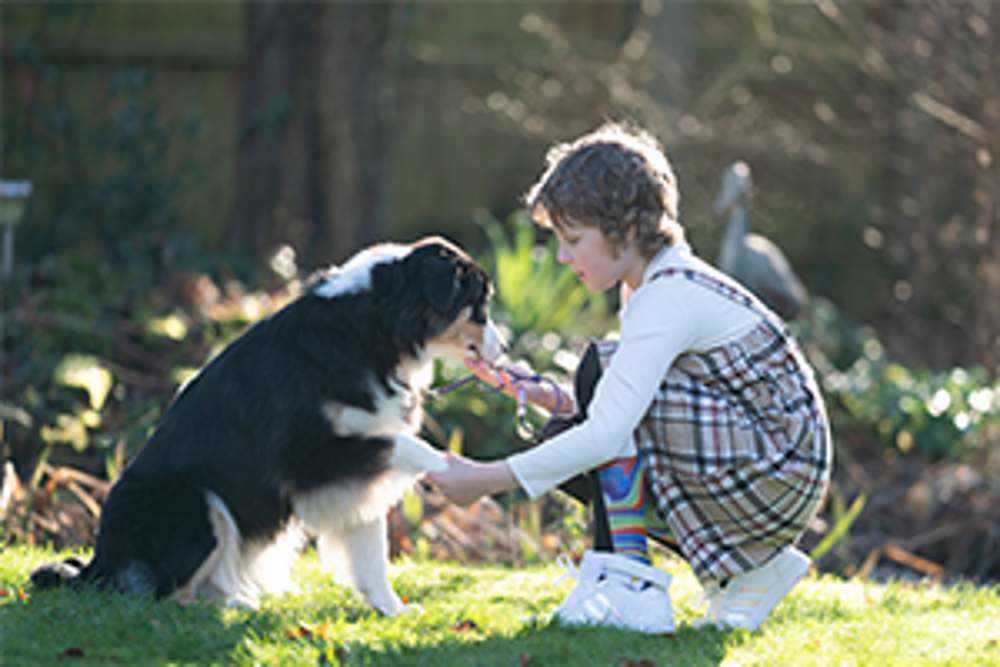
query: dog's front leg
389 433 447 473
320 516 406 616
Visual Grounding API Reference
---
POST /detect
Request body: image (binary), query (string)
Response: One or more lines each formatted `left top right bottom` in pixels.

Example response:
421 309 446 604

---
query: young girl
428 122 832 634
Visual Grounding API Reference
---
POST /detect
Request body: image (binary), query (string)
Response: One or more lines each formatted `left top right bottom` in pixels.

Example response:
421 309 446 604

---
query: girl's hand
426 452 518 507
463 359 526 399
464 359 576 415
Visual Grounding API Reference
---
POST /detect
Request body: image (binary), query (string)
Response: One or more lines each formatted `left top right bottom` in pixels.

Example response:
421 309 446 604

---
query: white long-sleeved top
507 243 762 498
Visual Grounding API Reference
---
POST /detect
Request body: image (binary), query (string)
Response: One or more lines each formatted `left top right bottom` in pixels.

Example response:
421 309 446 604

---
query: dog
31 236 504 615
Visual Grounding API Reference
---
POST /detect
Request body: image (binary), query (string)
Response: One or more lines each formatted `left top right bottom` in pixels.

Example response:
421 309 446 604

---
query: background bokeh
3 1 998 581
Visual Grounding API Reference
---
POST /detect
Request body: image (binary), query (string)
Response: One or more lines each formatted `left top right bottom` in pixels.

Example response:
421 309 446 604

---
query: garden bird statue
714 161 808 321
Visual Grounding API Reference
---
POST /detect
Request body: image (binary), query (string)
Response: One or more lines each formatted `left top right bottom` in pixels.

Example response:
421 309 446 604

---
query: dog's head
312 237 505 364
397 237 505 364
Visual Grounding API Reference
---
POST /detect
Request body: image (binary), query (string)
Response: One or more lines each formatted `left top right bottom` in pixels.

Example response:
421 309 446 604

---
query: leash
432 365 564 439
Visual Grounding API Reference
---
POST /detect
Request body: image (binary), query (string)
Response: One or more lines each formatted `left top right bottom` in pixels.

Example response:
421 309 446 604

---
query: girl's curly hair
523 121 684 258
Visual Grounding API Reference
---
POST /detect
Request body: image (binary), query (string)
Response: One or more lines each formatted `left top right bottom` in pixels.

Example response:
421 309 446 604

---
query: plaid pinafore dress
593 268 832 584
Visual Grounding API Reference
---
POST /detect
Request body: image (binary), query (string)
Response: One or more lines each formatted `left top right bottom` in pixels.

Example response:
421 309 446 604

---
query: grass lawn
2 544 998 666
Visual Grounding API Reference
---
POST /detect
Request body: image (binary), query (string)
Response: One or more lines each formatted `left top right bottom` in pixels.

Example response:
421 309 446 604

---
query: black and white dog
32 237 504 614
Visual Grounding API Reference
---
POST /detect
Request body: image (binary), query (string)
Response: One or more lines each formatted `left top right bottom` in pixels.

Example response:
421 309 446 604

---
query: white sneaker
551 551 602 623
696 546 811 631
553 551 675 634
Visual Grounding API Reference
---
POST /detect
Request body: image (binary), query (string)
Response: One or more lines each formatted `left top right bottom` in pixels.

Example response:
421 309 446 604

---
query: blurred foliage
2 27 275 477
2 247 296 478
2 158 290 480
796 298 1000 463
461 1 1000 373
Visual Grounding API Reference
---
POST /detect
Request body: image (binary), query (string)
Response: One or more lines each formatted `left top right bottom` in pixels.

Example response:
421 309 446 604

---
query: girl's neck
623 261 648 292
619 252 651 304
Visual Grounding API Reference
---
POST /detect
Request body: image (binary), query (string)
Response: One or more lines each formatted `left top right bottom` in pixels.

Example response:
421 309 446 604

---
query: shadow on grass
300 617 733 667
3 586 261 665
5 558 740 667
6 590 734 666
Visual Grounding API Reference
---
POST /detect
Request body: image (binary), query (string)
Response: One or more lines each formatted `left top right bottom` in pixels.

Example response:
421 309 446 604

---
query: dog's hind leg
171 492 237 606
317 516 406 616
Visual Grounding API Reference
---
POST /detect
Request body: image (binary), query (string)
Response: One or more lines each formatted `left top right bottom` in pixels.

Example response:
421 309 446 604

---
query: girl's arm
507 286 697 498
426 453 519 507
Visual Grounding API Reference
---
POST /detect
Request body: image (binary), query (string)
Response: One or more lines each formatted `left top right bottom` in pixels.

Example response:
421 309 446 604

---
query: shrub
796 298 999 461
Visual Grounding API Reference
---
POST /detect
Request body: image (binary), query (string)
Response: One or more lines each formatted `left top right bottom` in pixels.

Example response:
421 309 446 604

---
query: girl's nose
556 241 570 265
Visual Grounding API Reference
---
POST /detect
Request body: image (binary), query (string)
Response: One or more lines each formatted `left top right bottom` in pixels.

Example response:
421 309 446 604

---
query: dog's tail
31 554 161 597
30 557 91 590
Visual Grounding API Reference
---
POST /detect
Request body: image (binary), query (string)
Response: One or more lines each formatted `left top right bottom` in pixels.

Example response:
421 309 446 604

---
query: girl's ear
624 224 638 244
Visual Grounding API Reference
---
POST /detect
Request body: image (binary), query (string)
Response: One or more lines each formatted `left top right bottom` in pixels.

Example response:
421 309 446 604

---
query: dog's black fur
31 237 503 613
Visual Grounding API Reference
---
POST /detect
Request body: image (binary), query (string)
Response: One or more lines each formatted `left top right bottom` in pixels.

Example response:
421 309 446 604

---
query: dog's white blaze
481 319 506 363
313 243 411 298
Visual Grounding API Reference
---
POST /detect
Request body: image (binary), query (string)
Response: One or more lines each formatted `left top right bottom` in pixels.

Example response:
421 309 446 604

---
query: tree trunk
974 3 1000 376
229 0 399 269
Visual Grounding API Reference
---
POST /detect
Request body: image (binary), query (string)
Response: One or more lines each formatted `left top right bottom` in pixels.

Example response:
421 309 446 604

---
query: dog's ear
422 252 461 312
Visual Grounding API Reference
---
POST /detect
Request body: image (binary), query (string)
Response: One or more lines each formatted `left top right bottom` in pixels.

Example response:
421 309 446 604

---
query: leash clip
433 363 564 439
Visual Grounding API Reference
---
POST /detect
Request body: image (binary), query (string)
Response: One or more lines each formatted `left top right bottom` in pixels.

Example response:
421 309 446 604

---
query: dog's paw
224 595 260 611
376 601 424 618
399 602 425 616
420 449 448 473
371 596 407 617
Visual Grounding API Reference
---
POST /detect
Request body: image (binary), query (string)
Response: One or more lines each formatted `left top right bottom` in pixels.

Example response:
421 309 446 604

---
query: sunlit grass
2 544 998 666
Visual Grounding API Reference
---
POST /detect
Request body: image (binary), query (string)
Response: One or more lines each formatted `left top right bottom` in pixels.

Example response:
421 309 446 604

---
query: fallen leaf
451 619 479 632
287 620 313 639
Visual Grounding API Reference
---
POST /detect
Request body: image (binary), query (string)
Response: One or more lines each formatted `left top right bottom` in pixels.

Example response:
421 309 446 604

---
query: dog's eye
469 303 487 325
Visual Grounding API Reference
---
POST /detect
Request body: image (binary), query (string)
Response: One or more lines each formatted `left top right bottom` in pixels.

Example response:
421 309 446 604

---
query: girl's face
554 223 646 293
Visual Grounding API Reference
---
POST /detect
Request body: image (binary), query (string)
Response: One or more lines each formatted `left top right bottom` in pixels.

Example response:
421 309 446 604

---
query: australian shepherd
31 237 504 614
